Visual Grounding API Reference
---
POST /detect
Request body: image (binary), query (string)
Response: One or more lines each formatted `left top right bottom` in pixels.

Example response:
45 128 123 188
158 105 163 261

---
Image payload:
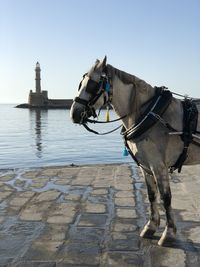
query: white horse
70 56 200 246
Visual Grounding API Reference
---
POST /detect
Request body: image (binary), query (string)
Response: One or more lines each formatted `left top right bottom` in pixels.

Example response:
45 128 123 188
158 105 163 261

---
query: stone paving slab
0 164 200 266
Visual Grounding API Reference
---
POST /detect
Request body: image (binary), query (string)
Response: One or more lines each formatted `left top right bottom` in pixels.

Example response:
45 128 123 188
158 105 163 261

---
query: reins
83 123 122 135
167 90 200 101
81 87 198 137
86 114 127 124
83 113 128 135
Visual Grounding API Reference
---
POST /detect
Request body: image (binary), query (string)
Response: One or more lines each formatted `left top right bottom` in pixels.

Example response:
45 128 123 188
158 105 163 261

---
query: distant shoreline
15 101 73 109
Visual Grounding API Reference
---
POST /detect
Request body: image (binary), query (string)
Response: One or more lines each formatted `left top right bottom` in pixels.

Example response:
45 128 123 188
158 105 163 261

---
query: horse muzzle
70 104 90 124
70 108 85 124
70 100 98 124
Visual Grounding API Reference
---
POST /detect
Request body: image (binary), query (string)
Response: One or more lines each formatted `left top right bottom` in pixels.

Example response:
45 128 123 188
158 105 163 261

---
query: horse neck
107 65 156 129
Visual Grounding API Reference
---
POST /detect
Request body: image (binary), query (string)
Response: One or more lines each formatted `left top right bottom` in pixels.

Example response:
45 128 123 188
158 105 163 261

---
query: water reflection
29 109 48 158
0 106 130 169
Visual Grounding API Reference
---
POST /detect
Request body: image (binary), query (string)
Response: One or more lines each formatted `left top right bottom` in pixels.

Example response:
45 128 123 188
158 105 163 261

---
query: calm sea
0 104 131 169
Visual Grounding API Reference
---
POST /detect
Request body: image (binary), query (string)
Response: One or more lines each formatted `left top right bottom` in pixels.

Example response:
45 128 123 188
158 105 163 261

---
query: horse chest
127 137 156 165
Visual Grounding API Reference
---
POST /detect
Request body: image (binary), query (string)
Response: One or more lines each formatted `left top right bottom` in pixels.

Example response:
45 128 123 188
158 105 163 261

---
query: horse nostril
70 107 85 124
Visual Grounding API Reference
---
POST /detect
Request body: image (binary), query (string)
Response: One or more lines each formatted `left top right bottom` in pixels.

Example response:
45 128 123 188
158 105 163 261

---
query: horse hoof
158 226 176 246
140 225 156 238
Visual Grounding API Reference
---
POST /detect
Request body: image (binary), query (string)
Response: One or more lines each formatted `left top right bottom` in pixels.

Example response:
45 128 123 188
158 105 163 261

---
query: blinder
86 79 101 95
76 76 103 107
74 73 108 108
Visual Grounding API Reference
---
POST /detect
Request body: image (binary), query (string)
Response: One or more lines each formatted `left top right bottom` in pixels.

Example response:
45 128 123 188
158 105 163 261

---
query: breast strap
122 87 173 140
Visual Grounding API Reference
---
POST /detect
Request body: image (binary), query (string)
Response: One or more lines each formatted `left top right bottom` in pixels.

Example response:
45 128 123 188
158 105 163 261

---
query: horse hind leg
152 166 177 246
140 171 160 238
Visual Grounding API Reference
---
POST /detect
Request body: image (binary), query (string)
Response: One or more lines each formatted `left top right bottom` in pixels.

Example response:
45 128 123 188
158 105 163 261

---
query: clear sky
1 0 200 103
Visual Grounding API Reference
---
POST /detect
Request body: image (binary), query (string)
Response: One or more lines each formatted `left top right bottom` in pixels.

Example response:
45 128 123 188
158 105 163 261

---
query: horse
70 56 200 246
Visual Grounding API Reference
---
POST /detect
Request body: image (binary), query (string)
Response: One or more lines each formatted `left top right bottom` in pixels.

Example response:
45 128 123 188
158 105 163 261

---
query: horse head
70 56 110 124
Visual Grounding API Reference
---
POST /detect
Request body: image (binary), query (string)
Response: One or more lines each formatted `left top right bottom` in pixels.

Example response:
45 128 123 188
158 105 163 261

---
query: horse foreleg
152 167 177 246
140 170 160 238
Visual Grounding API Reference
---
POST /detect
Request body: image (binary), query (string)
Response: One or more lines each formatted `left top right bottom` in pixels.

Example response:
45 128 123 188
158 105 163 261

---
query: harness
121 87 173 140
121 87 199 173
74 71 200 173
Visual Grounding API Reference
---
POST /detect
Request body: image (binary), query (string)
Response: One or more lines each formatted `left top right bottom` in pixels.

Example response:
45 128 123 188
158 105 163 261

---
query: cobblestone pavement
0 163 200 266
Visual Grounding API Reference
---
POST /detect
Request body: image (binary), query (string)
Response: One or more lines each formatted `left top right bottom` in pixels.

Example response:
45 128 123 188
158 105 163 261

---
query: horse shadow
143 235 200 253
141 215 200 254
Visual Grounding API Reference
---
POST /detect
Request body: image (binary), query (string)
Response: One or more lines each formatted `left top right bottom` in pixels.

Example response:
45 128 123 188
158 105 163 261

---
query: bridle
73 69 127 135
74 70 112 122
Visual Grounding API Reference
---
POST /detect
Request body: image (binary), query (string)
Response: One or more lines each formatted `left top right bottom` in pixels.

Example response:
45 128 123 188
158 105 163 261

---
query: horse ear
96 56 107 71
95 59 100 65
102 56 107 67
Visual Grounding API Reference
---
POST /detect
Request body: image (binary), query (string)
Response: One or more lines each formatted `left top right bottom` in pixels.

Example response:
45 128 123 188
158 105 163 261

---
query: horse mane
107 64 153 94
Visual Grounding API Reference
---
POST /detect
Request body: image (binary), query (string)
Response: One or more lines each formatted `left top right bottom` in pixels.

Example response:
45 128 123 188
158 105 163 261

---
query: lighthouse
28 62 48 106
16 62 72 109
35 62 41 94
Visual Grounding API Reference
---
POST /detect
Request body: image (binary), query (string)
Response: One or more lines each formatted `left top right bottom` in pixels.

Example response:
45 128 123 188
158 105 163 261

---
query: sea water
0 104 131 169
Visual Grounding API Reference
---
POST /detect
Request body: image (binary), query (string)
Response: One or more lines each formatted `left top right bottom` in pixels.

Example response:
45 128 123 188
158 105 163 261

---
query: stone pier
0 164 200 266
